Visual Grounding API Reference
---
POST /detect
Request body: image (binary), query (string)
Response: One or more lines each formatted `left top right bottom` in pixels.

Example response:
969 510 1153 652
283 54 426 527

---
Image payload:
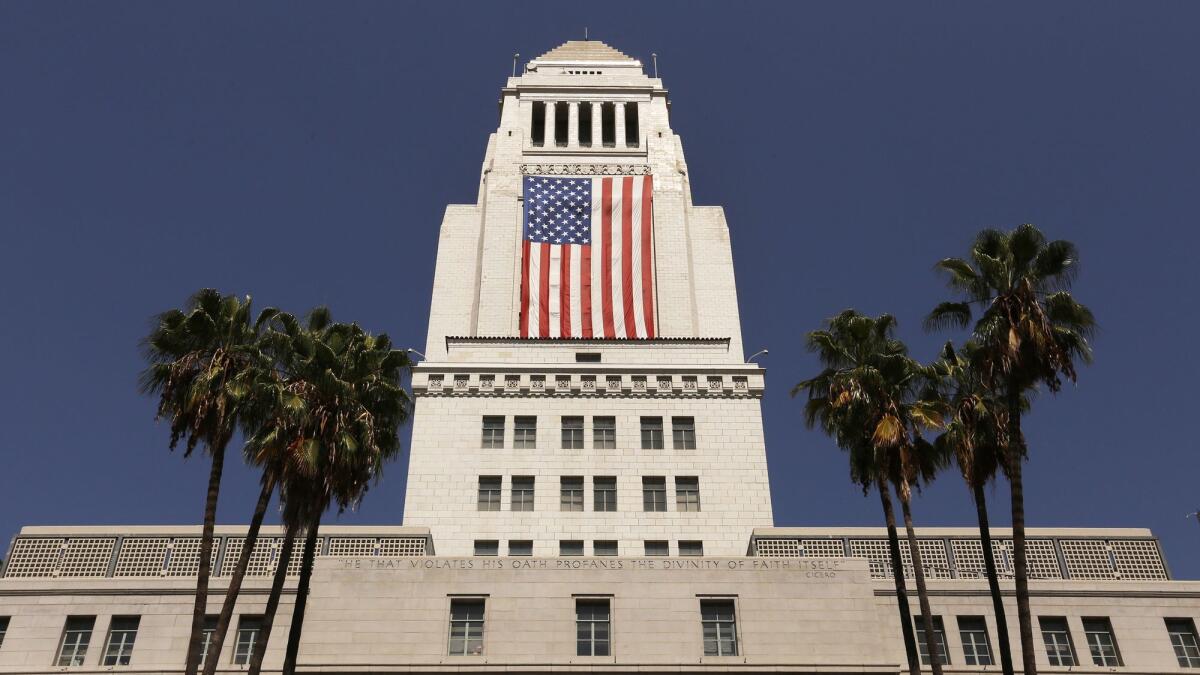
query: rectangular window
513 416 537 448
560 540 584 556
199 616 217 666
481 416 505 448
473 540 498 556
593 416 616 448
233 616 263 665
957 616 993 666
624 101 639 147
643 476 667 511
448 599 485 656
679 541 704 557
576 599 611 656
594 540 618 556
601 102 615 147
700 599 738 656
644 540 669 556
675 476 701 512
914 615 949 665
511 476 534 511
1168 618 1200 667
1040 617 1077 667
101 616 139 666
640 417 664 449
561 476 584 511
56 616 95 666
554 101 568 147
575 352 601 363
508 540 532 556
1083 617 1122 666
0 616 8 649
531 101 546 147
594 476 617 512
561 416 584 449
672 416 696 449
578 103 593 147
477 476 501 511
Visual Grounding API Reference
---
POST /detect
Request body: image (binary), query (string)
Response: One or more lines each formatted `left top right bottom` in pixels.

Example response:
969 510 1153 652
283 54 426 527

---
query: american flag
520 175 656 339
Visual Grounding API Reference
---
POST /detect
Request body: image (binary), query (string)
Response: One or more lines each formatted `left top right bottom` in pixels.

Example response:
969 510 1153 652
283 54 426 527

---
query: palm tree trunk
184 443 226 675
879 479 921 675
247 519 298 675
901 494 942 675
973 482 1015 675
1006 387 1037 675
282 511 322 675
201 474 275 675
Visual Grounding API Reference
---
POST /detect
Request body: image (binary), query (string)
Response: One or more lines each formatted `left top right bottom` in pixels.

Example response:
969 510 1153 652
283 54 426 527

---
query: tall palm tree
140 289 277 675
932 342 1015 675
794 310 946 675
926 224 1094 675
244 309 412 674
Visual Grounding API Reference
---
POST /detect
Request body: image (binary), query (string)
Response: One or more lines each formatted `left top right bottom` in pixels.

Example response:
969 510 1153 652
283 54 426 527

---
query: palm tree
932 342 1015 675
926 224 1094 675
140 289 277 675
794 310 947 675
244 309 412 674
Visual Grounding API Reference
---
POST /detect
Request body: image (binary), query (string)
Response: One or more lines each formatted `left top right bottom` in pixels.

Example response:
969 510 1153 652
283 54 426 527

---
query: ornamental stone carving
521 164 652 176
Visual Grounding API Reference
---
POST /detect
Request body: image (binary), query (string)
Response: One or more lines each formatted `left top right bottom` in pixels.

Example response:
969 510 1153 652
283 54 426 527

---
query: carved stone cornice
520 163 651 176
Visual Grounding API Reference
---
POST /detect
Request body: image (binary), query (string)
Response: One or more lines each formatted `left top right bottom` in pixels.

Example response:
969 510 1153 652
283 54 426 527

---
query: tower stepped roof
530 40 640 65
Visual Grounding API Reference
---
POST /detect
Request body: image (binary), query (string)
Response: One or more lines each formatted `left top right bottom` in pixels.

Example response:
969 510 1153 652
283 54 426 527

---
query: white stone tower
403 40 773 556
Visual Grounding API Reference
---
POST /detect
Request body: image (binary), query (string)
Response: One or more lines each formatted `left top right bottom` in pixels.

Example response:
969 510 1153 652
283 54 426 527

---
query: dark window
594 476 617 511
594 540 618 556
56 616 95 666
199 616 218 666
560 540 584 556
448 599 485 656
0 616 8 649
593 417 616 449
102 616 140 666
477 476 501 511
679 541 704 556
514 416 537 449
1167 618 1200 667
508 540 532 556
640 417 664 449
561 476 584 511
481 416 505 448
914 615 949 665
601 102 616 147
957 616 993 666
578 103 593 146
642 476 667 511
624 102 639 147
473 540 498 556
561 417 584 449
675 476 701 512
554 102 569 147
531 102 546 147
511 476 535 511
672 417 696 449
233 616 263 665
575 352 601 363
700 600 737 656
645 540 669 556
576 599 611 656
1040 617 1077 666
1083 617 1122 666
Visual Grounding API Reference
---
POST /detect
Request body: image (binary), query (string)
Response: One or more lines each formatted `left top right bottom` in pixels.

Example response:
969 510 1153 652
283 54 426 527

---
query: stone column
614 101 626 149
567 101 579 149
591 102 602 149
525 99 535 148
544 100 556 148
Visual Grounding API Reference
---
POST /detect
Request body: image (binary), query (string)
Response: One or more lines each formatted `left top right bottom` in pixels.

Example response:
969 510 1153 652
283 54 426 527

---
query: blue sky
2 2 1198 577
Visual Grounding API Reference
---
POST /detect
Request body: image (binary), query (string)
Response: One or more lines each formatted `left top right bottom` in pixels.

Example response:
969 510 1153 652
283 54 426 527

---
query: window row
478 475 701 512
916 614 1200 668
48 614 266 666
529 100 639 148
481 415 696 450
448 597 734 657
472 539 704 557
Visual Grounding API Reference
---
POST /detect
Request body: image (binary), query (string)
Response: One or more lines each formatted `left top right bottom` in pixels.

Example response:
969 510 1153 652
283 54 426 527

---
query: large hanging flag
520 175 656 338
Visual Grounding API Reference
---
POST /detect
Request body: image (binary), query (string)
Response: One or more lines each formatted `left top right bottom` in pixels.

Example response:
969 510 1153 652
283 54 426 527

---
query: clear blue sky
2 2 1198 577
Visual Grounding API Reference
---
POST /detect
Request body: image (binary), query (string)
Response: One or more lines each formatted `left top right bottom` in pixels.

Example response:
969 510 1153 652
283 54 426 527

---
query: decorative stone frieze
520 163 651 175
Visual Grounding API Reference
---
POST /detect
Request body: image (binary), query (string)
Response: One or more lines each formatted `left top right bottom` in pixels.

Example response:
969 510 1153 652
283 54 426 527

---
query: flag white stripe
610 180 625 339
569 245 582 337
590 177 605 336
527 242 541 334
548 244 561 338
630 175 647 339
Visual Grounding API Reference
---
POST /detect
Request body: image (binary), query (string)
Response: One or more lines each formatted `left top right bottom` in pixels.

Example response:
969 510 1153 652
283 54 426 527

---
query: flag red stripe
538 243 551 337
560 247 572 338
520 239 531 338
641 175 655 337
580 244 593 338
621 176 636 337
600 178 616 339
